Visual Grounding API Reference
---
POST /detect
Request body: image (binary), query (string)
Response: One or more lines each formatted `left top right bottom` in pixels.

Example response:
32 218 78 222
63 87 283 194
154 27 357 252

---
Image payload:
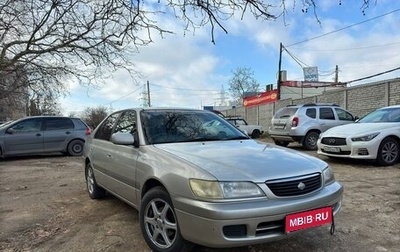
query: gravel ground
0 143 399 252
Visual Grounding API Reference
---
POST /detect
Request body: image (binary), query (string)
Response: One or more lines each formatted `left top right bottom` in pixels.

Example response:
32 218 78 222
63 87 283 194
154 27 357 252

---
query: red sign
285 207 333 233
243 90 277 107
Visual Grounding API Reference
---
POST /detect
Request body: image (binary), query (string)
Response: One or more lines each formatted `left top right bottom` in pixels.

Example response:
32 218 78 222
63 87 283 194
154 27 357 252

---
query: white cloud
60 1 400 115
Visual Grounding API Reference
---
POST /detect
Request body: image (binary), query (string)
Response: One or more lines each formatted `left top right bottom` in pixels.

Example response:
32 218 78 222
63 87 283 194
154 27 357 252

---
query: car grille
321 137 346 146
266 173 322 197
321 149 351 155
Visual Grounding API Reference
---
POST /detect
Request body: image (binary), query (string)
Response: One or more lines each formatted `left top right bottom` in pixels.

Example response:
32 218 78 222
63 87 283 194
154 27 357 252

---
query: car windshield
358 107 400 123
141 110 249 144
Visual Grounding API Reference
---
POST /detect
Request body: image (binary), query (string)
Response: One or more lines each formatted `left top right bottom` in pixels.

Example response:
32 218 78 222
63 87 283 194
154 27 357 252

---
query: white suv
268 103 357 150
226 116 264 138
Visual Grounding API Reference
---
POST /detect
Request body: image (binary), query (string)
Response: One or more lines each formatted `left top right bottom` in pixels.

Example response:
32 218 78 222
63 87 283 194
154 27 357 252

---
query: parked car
83 108 343 252
225 116 264 138
269 103 357 150
0 116 91 158
317 105 400 166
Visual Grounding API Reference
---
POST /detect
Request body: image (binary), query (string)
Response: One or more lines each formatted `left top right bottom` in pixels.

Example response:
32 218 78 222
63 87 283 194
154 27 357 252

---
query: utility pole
334 65 339 83
147 80 151 107
277 43 283 100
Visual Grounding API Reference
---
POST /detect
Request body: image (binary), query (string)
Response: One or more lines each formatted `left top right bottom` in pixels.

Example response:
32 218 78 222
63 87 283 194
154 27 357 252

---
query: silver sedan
83 108 343 252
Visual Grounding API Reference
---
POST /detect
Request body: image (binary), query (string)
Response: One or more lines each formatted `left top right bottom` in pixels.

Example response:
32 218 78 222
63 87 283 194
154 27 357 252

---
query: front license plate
324 146 340 153
285 207 333 233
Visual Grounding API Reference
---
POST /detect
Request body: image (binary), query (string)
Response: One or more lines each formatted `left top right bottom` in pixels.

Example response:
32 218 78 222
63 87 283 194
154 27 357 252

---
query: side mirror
111 132 135 145
6 128 14 134
354 116 360 122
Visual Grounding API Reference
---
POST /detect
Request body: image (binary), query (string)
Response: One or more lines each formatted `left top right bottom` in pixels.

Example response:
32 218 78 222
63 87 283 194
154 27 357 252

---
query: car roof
379 105 400 110
286 103 340 108
113 107 214 113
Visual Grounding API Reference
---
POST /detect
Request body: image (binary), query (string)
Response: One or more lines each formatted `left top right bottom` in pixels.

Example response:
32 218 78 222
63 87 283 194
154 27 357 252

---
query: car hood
154 140 327 182
322 122 398 137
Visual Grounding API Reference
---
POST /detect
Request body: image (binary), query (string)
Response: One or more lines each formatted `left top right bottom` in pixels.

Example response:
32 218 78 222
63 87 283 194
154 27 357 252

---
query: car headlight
322 166 335 185
351 132 379 142
189 179 265 199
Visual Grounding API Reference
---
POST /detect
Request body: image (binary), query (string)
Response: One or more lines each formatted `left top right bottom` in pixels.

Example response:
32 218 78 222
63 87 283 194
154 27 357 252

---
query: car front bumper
172 181 343 248
317 138 380 160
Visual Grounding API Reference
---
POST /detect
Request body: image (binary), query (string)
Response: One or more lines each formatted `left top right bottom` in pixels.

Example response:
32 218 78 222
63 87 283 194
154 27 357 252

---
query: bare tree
81 106 109 129
0 0 374 104
228 67 260 104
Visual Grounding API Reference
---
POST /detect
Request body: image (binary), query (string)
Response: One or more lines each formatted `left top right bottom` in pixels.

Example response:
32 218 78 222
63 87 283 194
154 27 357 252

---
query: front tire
303 131 320 150
376 137 399 166
85 163 106 199
140 186 192 252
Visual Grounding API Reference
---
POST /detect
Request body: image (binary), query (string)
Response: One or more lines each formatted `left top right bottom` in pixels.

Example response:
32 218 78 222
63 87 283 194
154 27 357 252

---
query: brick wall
222 78 400 131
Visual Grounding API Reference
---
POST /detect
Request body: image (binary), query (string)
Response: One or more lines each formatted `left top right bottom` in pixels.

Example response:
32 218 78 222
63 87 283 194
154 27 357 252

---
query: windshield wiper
225 136 250 140
176 137 221 143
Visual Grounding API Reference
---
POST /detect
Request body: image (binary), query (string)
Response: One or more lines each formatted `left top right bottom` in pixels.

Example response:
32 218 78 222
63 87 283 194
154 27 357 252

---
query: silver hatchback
0 116 90 158
83 108 343 252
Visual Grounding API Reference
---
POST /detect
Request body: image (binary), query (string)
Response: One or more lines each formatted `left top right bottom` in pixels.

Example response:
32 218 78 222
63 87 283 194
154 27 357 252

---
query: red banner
243 90 278 107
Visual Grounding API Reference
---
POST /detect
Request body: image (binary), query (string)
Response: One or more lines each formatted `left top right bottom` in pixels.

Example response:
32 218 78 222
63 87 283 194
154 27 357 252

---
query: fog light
357 148 369 156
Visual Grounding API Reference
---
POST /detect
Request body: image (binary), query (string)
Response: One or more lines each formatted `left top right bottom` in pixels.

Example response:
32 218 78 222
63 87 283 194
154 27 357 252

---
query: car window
335 108 354 121
235 119 247 126
113 110 137 134
10 118 42 133
94 113 121 141
45 118 74 130
305 108 316 119
273 107 298 118
319 108 335 120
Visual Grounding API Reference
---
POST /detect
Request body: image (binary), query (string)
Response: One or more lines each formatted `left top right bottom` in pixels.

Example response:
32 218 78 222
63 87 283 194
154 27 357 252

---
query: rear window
273 107 298 119
306 108 317 118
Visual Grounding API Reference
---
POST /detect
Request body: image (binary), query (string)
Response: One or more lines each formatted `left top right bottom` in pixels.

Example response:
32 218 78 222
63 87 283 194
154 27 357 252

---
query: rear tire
85 163 106 199
251 130 261 139
273 139 290 147
67 139 84 156
376 137 399 166
303 131 320 150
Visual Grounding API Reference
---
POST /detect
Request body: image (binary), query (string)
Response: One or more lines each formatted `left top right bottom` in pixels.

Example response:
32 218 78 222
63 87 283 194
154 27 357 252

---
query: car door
90 110 139 204
3 118 44 155
103 110 139 204
43 117 75 152
318 107 337 132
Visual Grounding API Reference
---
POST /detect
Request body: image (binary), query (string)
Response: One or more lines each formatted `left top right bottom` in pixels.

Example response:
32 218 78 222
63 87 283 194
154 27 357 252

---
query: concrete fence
222 78 400 133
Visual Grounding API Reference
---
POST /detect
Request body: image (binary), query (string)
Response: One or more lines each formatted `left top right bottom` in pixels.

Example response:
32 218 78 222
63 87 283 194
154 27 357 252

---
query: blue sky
60 0 400 115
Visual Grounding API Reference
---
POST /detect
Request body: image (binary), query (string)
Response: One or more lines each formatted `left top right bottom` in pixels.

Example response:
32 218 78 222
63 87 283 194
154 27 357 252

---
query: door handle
36 133 41 137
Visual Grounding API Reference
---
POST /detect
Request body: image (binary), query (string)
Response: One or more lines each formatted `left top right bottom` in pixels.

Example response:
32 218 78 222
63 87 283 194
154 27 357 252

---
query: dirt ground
0 142 399 252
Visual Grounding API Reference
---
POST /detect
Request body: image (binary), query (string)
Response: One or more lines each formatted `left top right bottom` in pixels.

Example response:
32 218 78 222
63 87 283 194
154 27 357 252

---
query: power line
151 83 219 92
347 66 400 84
290 41 400 52
282 46 309 68
287 8 400 47
104 84 144 106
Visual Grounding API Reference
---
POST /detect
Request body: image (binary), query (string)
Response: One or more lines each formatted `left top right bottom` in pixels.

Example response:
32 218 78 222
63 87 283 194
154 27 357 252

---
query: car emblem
298 182 306 190
328 139 336 144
